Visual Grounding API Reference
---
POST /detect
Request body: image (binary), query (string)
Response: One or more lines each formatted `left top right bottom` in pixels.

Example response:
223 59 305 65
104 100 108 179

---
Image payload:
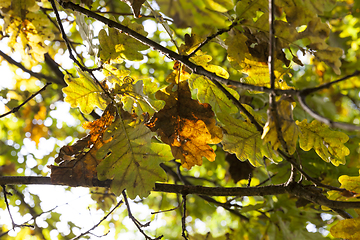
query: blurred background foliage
0 0 360 239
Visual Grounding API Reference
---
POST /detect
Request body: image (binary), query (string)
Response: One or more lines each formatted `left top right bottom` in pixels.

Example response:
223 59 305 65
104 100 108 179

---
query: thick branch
1 176 360 210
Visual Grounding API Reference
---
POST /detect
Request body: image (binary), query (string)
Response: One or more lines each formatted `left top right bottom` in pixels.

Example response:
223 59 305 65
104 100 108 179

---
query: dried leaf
146 80 222 169
50 105 116 187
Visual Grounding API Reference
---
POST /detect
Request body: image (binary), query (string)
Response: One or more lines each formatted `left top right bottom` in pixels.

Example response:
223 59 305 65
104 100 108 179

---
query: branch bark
0 176 359 211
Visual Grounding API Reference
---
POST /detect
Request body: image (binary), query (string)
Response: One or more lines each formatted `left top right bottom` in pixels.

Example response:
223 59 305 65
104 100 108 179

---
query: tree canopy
1 0 360 239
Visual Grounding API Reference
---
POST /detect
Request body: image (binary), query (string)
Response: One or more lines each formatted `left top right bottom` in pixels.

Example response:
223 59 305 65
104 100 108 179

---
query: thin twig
181 194 188 240
187 20 240 58
49 0 111 99
0 82 52 118
1 185 34 230
297 92 360 131
71 199 123 240
122 190 162 240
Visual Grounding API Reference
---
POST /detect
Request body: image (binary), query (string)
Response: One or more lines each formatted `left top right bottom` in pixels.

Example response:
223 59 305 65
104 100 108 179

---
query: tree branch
1 176 360 210
0 82 52 118
0 50 61 84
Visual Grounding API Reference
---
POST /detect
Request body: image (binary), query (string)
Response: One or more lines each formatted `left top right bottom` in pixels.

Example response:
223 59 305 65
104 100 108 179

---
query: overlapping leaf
62 68 108 114
262 99 300 155
218 105 281 166
296 119 349 166
96 109 173 198
98 18 149 63
189 75 239 114
104 64 164 115
50 105 116 187
146 78 223 169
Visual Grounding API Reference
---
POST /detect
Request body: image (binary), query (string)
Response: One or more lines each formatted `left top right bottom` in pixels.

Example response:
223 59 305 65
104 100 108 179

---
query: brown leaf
50 138 107 187
50 105 116 187
146 79 222 169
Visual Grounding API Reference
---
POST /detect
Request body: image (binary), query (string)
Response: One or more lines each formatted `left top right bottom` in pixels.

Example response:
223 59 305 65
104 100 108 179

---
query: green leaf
296 119 350 166
98 18 149 63
62 69 108 114
218 108 281 166
96 111 173 198
188 75 239 114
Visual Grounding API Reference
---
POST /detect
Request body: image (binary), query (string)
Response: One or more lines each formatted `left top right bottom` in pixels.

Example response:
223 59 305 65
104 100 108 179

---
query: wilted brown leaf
50 105 115 187
146 79 222 169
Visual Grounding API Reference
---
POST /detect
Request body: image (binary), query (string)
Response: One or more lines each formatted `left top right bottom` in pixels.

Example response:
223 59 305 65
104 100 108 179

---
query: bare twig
1 185 34 230
49 0 110 99
187 20 239 58
0 82 52 118
1 176 360 210
122 190 162 240
71 199 123 240
181 194 188 240
297 92 360 131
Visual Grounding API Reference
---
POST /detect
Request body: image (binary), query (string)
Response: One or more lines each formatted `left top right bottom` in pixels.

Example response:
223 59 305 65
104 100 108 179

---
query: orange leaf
146 81 222 169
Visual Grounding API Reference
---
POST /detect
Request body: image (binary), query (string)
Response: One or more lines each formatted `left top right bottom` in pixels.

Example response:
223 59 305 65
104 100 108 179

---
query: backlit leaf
96 109 173 198
327 171 360 201
146 80 223 169
62 68 108 114
189 75 239 114
50 105 116 187
218 105 281 166
98 18 149 63
296 119 349 166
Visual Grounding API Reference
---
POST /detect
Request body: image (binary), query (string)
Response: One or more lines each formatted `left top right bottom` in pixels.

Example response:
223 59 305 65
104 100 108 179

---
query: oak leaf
62 68 108 114
98 18 149 63
327 170 360 201
189 75 239 114
96 108 173 198
146 80 223 169
330 209 360 239
218 105 281 166
50 105 116 187
296 119 349 166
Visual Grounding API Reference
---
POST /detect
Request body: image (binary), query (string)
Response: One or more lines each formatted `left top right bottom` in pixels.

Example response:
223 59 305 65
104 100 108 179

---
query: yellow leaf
296 119 349 166
330 216 360 239
218 108 281 167
63 68 108 114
